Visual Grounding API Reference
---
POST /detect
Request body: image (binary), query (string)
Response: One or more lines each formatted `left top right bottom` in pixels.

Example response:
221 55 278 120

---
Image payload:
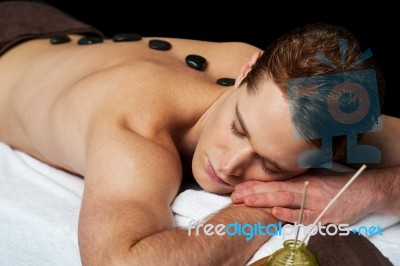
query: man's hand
231 168 397 225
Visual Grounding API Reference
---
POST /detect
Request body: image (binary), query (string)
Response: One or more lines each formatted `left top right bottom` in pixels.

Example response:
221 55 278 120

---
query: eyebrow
235 103 289 173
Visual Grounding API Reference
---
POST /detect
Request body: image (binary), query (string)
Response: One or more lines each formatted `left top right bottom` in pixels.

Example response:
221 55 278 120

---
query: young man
1 1 399 264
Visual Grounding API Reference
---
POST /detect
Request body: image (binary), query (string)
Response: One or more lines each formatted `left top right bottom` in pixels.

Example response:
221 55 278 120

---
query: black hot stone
216 78 236 86
148 39 172 51
112 33 142 42
185 54 207 71
50 35 71 45
77 36 103 45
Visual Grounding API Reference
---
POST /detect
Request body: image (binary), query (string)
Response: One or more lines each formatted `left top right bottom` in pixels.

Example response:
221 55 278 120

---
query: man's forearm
374 165 400 214
125 204 276 265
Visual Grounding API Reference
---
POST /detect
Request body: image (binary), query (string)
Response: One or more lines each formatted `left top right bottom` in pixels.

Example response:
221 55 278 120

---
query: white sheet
1 141 399 265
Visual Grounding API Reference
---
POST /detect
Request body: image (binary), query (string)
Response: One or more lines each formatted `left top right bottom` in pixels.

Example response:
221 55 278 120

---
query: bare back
0 35 260 174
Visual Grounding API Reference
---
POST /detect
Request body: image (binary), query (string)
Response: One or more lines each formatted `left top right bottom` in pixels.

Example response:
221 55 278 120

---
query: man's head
192 23 385 193
244 23 385 163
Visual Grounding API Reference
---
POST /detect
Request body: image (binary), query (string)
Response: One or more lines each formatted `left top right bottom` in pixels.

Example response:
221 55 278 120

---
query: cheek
242 165 276 182
243 162 307 182
204 113 231 141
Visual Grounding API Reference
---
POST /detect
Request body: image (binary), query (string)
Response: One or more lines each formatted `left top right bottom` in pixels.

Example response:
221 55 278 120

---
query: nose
220 146 252 177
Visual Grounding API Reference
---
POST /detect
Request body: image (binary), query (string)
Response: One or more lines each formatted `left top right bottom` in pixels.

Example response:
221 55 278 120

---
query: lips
206 158 231 186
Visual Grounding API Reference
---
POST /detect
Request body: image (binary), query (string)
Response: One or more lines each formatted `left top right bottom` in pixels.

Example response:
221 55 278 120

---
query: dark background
46 1 399 118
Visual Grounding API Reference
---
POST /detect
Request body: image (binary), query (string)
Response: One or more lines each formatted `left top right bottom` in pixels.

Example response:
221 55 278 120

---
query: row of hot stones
50 33 236 87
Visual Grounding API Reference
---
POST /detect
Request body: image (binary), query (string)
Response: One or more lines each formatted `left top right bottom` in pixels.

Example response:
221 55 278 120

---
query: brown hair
242 23 385 163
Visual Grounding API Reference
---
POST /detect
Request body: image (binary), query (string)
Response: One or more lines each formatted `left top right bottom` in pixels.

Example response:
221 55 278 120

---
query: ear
235 51 261 87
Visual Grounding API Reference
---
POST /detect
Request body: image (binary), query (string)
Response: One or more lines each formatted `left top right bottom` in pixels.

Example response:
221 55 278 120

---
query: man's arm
126 204 274 265
79 121 275 265
232 166 400 225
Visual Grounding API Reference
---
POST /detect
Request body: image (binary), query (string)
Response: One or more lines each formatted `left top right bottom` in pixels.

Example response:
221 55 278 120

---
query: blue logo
287 39 382 168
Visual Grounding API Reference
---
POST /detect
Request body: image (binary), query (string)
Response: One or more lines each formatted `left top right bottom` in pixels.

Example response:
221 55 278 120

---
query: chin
209 188 233 195
198 180 233 195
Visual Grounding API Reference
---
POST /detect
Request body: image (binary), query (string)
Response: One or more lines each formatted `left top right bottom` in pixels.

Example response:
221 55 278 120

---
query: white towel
0 142 83 266
1 141 400 265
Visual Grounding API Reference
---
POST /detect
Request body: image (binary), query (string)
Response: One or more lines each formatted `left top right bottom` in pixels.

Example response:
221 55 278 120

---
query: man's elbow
79 240 135 266
78 226 137 266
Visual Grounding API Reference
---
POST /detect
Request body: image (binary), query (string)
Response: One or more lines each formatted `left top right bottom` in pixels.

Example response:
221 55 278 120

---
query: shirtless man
1 2 399 265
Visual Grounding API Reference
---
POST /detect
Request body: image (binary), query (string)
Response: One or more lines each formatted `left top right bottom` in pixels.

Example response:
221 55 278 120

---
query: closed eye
230 123 281 175
259 157 281 175
230 120 246 139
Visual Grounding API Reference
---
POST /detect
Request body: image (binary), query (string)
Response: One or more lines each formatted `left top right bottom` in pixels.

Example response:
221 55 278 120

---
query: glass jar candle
266 239 319 266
